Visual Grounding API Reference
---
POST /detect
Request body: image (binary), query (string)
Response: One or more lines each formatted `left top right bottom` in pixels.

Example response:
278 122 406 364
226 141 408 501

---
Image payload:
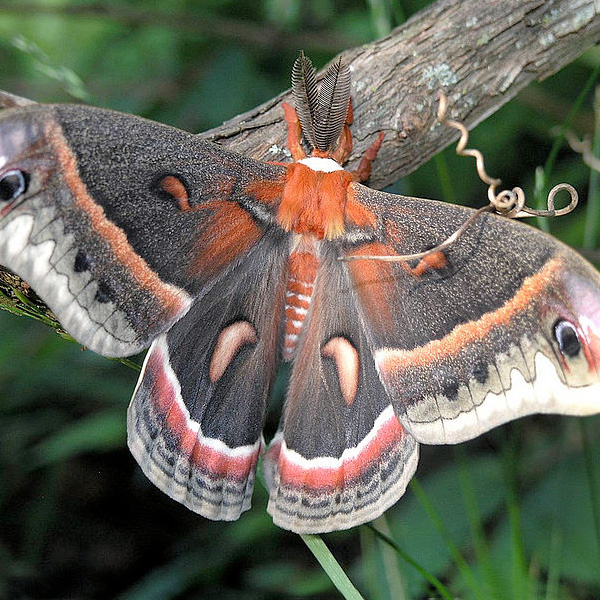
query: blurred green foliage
1 1 600 599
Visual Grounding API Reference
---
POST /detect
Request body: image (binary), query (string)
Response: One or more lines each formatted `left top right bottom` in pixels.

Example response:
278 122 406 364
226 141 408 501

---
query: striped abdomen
283 247 318 361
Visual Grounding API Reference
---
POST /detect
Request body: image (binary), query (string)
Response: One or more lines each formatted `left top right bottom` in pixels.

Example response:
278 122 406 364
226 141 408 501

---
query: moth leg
282 102 307 161
351 131 384 182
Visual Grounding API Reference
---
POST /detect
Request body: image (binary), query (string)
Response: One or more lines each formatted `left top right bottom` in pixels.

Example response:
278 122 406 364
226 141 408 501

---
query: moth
0 54 599 534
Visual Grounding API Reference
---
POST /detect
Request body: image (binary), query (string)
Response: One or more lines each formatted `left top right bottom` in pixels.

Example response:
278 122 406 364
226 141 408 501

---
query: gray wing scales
264 245 418 533
128 232 288 521
346 184 600 444
0 104 284 357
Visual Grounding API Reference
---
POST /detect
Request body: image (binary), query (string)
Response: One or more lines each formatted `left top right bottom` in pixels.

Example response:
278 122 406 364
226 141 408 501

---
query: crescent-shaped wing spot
159 174 189 208
209 321 258 383
410 250 449 277
322 336 359 405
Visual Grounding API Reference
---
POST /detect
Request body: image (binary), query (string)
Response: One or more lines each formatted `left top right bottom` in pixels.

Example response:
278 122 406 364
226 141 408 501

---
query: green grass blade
300 534 366 600
544 527 562 600
30 410 126 468
434 152 457 204
579 420 600 570
584 87 600 250
368 525 455 600
366 0 393 37
372 514 408 600
118 553 215 600
410 478 485 599
22 464 63 567
501 429 531 600
456 446 496 593
535 60 600 232
11 34 90 100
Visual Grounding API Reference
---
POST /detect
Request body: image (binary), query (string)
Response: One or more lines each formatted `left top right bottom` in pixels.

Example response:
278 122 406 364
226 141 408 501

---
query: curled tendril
437 92 578 219
437 92 501 198
342 93 578 263
562 129 600 172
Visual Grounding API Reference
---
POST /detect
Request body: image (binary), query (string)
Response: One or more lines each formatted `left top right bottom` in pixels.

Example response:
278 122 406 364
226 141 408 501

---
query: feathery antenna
315 58 351 152
291 52 351 153
291 52 319 150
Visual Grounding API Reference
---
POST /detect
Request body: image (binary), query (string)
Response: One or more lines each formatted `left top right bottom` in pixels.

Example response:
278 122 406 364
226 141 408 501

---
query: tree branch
3 0 598 187
200 0 600 189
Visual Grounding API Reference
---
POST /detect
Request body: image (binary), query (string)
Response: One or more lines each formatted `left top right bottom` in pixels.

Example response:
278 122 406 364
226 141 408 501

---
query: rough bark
2 0 599 187
200 0 600 189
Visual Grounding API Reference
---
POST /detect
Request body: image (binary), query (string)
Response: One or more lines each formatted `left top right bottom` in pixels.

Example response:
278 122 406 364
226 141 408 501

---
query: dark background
1 1 599 598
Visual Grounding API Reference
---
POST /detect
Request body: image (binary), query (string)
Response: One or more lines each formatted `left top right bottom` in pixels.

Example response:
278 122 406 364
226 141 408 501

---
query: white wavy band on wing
264 405 419 533
403 352 600 445
0 213 141 356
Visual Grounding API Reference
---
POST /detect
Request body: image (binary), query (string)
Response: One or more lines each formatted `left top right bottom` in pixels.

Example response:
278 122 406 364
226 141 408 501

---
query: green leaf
30 409 125 467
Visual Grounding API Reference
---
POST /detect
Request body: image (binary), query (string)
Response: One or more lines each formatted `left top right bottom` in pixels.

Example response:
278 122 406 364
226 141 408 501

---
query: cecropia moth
0 54 599 533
